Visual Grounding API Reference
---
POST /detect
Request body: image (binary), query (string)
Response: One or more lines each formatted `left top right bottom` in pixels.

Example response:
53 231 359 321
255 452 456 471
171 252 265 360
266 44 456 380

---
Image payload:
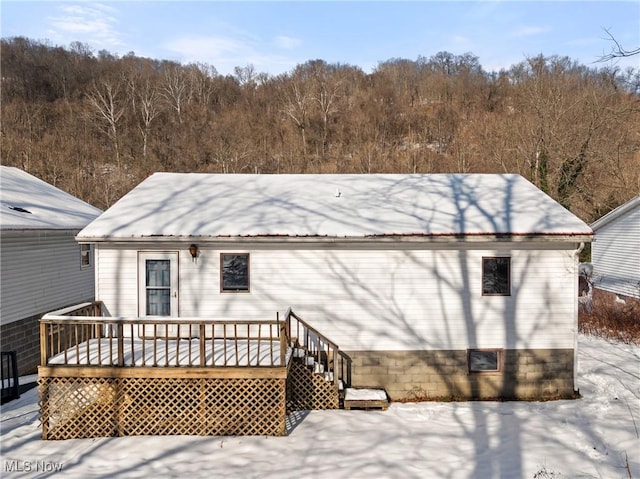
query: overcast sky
1 1 639 76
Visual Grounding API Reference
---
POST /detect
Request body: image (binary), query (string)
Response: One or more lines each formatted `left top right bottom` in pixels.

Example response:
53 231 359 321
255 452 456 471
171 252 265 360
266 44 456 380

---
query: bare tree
234 64 257 88
281 81 311 157
186 62 218 105
85 78 126 167
136 79 162 159
160 64 188 123
307 63 343 161
118 58 166 161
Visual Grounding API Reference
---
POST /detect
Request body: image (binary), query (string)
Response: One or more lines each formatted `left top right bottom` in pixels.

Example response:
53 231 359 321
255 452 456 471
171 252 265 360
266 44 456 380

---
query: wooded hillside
1 37 638 221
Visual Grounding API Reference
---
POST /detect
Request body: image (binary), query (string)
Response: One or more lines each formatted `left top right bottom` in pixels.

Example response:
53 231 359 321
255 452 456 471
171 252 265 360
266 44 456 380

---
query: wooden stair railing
281 308 349 393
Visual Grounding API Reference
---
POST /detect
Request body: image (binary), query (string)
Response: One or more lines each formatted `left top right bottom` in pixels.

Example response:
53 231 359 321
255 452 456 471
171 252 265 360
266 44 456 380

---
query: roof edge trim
76 233 593 244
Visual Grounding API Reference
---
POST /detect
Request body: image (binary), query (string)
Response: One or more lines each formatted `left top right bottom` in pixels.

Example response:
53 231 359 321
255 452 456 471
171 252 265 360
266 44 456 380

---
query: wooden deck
38 303 346 439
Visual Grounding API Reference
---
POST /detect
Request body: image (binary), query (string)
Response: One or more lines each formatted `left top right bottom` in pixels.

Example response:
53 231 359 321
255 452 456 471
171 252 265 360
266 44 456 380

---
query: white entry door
138 252 179 317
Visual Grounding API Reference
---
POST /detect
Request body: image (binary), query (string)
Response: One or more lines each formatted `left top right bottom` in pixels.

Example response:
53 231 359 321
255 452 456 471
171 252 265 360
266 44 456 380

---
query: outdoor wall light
188 244 198 261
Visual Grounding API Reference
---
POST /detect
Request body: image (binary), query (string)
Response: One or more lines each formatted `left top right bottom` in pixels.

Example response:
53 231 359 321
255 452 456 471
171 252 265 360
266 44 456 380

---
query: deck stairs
284 308 388 411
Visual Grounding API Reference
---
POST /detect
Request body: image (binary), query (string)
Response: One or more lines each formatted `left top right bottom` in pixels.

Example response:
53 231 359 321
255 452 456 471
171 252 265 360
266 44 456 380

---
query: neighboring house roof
0 166 102 231
78 173 592 242
591 196 640 231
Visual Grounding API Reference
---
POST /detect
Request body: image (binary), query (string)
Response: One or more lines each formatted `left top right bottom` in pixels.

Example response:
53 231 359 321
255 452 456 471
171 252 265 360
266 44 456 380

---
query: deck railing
282 308 350 390
40 302 290 368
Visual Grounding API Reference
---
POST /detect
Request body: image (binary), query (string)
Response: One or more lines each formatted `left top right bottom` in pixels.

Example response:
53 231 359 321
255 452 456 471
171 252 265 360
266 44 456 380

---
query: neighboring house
0 167 102 375
76 173 592 401
590 196 640 302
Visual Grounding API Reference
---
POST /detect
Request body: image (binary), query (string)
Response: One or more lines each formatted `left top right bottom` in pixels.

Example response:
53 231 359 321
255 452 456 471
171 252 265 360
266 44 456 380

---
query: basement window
221 253 250 292
468 349 502 373
482 257 511 296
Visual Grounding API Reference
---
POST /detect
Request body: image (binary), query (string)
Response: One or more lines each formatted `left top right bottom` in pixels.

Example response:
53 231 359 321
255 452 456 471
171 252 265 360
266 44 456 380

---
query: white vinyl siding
95 241 578 352
95 246 138 316
592 203 640 299
0 231 96 325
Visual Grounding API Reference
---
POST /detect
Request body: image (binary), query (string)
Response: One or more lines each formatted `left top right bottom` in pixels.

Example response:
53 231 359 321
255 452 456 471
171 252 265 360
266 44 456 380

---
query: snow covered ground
1 334 638 478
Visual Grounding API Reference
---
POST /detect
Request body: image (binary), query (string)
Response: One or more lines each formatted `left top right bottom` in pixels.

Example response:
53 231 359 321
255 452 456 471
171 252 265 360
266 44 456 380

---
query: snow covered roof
591 196 640 231
77 173 592 241
0 166 102 231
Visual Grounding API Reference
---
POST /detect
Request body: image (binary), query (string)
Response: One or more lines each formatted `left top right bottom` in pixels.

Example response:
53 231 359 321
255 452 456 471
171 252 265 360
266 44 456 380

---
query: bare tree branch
597 28 640 62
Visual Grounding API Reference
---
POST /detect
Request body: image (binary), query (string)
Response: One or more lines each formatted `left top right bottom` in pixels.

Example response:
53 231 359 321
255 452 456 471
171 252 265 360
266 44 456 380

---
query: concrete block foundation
343 349 575 401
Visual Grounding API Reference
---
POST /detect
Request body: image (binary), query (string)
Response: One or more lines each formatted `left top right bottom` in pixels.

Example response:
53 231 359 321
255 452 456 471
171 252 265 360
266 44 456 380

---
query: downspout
573 242 585 395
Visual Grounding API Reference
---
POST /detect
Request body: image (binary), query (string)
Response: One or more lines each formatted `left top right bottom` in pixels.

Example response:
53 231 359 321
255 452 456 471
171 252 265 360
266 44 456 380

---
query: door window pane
146 259 171 315
147 289 171 316
147 260 171 286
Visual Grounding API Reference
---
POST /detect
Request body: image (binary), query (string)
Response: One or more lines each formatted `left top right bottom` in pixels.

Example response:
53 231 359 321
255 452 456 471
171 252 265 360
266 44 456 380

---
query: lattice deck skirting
39 368 287 440
287 361 340 411
38 308 345 439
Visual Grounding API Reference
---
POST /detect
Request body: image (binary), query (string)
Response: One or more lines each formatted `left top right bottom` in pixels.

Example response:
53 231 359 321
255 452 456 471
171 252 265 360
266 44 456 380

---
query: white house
0 166 102 375
590 196 640 301
76 173 592 401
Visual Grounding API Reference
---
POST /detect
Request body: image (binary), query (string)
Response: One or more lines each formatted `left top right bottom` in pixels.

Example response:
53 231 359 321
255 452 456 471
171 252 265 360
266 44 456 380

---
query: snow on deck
47 338 290 367
77 173 592 240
